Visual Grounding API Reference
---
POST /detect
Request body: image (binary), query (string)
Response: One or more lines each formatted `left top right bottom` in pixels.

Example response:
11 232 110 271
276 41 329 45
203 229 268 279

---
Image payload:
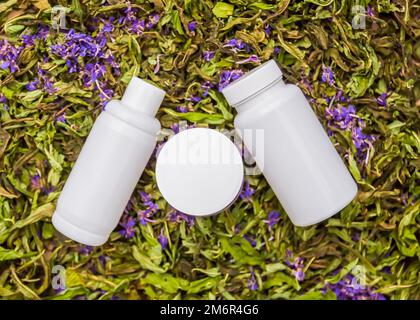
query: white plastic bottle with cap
52 77 165 246
221 60 358 226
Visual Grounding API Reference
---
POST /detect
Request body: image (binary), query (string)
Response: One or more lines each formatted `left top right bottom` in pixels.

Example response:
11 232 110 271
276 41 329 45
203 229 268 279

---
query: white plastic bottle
221 60 358 226
52 77 165 246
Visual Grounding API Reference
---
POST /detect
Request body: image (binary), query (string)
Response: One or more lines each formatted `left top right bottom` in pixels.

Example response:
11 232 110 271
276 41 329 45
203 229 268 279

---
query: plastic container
155 128 244 216
52 77 165 246
221 60 358 226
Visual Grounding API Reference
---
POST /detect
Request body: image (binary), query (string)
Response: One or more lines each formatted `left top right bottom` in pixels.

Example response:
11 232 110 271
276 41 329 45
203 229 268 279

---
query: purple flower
0 39 21 74
188 95 202 103
27 66 56 94
240 181 255 201
321 65 335 85
236 55 260 64
243 234 257 247
247 268 258 291
171 123 180 135
101 17 115 34
381 266 391 274
223 39 250 52
26 80 39 91
119 6 145 35
55 113 66 123
203 51 215 62
352 231 360 241
367 6 375 17
324 96 375 161
168 210 195 227
31 174 41 189
82 62 106 87
119 216 136 239
22 25 49 47
188 21 197 33
42 186 54 195
325 104 356 130
201 81 214 96
137 191 158 225
264 24 272 36
50 28 119 96
293 269 305 282
138 210 156 225
285 253 306 282
377 93 387 106
176 106 189 113
140 191 159 214
98 255 107 267
79 245 93 255
97 83 114 105
158 229 169 250
352 127 375 153
146 13 160 30
273 47 281 55
325 274 386 300
218 69 244 91
0 94 8 110
234 224 257 247
263 211 281 230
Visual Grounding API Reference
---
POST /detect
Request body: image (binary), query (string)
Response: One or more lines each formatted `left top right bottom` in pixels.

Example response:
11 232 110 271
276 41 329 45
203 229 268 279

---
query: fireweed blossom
50 27 119 104
263 211 281 230
223 39 251 52
176 106 189 113
118 216 136 239
0 39 22 74
79 245 93 255
203 51 215 62
0 94 8 110
188 21 197 33
234 224 257 247
264 24 272 36
247 268 259 291
377 92 387 106
140 191 159 214
119 6 145 35
30 174 41 189
187 95 202 104
321 65 335 85
168 210 195 227
157 228 169 250
325 92 375 162
201 81 214 96
55 112 66 124
323 274 386 300
0 39 22 76
137 191 158 225
240 181 255 201
218 69 244 91
22 24 50 46
146 13 160 30
236 55 260 65
26 66 56 94
285 250 305 282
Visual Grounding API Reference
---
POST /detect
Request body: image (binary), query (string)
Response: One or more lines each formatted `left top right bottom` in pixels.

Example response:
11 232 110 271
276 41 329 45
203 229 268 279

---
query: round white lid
221 59 283 107
156 128 244 216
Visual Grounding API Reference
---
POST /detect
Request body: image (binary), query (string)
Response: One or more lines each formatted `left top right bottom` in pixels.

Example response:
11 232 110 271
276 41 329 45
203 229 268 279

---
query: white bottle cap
121 76 166 116
221 59 283 107
156 128 244 216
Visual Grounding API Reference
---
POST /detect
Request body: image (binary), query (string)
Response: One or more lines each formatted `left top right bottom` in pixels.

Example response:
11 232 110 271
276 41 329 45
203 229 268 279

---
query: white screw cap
221 59 283 107
121 76 166 116
156 128 244 216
